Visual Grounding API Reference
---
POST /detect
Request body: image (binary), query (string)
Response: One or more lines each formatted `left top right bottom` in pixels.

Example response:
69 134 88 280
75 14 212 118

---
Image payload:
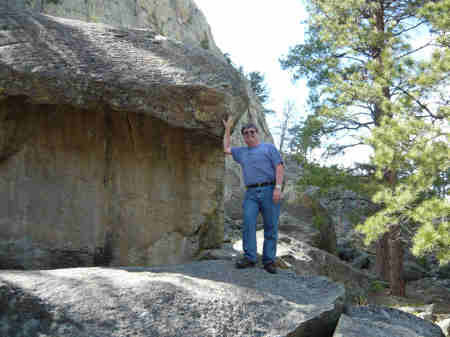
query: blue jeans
242 185 281 265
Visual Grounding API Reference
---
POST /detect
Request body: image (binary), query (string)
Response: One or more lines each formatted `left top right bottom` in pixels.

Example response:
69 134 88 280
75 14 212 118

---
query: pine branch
392 84 445 120
392 19 428 37
395 41 434 60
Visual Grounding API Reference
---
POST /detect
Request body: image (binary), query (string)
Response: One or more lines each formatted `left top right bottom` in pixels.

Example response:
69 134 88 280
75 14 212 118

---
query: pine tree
281 0 449 295
247 71 271 105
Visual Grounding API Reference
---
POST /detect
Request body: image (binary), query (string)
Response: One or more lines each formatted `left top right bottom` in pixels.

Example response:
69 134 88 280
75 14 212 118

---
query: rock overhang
0 7 249 138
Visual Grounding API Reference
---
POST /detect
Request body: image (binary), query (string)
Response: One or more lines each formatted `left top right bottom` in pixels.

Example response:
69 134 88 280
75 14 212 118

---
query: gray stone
437 318 450 336
0 7 248 137
196 243 240 261
351 252 371 269
333 305 445 337
0 260 346 337
278 214 322 248
273 234 376 301
233 229 374 301
5 0 223 56
403 259 430 282
397 304 435 316
436 263 450 279
406 278 450 312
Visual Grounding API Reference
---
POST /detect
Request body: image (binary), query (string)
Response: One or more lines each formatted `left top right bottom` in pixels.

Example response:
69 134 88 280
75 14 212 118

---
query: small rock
437 318 450 336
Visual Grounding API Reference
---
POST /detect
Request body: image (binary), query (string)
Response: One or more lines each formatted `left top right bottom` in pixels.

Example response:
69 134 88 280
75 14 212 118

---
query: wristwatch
275 184 282 190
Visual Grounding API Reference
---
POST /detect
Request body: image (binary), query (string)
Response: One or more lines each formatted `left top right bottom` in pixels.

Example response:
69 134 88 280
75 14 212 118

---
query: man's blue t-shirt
231 143 283 186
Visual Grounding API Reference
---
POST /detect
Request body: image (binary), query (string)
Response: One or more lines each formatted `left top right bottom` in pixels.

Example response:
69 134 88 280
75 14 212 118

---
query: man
223 116 284 274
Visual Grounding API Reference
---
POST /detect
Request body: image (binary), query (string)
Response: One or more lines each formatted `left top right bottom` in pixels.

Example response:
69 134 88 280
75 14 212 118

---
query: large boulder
5 1 272 222
0 7 247 136
0 260 346 337
0 6 249 268
333 305 445 337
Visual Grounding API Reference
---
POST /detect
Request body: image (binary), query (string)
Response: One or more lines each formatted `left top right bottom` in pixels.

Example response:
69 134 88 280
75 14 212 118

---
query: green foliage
369 280 389 293
312 214 326 230
223 53 233 65
283 0 450 265
419 0 450 39
221 54 272 110
200 34 210 50
296 157 376 198
354 295 369 306
357 115 450 264
288 114 323 157
247 71 271 106
295 157 379 226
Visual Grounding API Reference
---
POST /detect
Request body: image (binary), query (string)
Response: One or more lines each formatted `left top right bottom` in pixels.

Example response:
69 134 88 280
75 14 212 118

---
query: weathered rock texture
333 305 445 337
233 230 374 301
6 0 222 55
0 6 249 268
0 260 346 337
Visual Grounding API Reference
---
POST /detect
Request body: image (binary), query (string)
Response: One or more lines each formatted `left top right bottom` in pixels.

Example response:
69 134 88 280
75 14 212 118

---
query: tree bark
375 231 390 281
389 225 405 296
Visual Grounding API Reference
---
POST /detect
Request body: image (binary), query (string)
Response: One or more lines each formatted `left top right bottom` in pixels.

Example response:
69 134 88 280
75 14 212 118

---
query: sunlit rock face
0 5 248 268
9 0 222 55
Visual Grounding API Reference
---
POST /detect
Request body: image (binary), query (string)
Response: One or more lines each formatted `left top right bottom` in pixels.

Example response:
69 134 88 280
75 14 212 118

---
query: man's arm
223 116 233 155
273 163 284 204
275 163 284 189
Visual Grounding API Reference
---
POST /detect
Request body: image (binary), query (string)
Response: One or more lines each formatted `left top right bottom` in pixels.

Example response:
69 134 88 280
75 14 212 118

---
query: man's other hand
273 188 281 204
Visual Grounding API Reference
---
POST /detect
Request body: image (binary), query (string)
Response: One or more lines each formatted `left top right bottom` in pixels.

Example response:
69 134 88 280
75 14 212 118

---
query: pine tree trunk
375 232 390 281
389 225 405 296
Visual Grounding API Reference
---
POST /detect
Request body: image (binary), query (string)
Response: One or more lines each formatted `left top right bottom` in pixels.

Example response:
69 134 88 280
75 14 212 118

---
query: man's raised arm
222 116 233 155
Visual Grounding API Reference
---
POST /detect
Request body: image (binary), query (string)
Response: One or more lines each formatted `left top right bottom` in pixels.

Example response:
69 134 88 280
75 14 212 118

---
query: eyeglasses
243 130 257 136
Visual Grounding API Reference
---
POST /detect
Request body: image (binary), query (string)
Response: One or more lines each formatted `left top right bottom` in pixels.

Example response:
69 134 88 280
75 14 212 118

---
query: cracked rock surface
0 260 346 337
333 305 445 337
0 6 248 137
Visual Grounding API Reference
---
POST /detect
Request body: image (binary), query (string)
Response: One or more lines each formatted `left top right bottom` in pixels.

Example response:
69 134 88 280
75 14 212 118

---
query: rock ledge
0 260 345 337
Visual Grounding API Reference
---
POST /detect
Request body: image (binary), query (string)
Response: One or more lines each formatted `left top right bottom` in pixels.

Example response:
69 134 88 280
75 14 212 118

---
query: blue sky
195 1 373 166
195 1 307 116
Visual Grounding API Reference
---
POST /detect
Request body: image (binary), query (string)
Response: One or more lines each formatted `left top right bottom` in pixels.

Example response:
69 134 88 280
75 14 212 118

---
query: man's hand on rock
222 115 233 130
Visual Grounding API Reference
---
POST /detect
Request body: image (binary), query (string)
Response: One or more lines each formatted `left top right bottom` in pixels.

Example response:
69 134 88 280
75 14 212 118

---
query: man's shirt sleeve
231 147 242 163
268 144 283 167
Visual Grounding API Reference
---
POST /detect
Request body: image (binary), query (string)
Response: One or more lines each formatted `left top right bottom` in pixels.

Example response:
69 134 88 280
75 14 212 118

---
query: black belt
246 181 275 188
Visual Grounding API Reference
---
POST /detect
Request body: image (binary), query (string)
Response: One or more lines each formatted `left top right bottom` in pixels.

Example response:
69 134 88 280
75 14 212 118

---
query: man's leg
260 186 281 266
241 189 259 263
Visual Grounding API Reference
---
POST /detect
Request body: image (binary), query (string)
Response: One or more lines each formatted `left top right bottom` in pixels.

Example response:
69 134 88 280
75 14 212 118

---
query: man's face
242 128 259 147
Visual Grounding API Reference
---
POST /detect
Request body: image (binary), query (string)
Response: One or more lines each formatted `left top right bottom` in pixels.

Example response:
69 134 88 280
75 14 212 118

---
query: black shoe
263 262 277 274
235 257 256 269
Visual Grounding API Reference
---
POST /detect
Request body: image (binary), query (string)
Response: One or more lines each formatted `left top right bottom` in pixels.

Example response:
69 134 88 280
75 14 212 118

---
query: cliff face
7 0 222 55
0 97 225 268
0 3 251 268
